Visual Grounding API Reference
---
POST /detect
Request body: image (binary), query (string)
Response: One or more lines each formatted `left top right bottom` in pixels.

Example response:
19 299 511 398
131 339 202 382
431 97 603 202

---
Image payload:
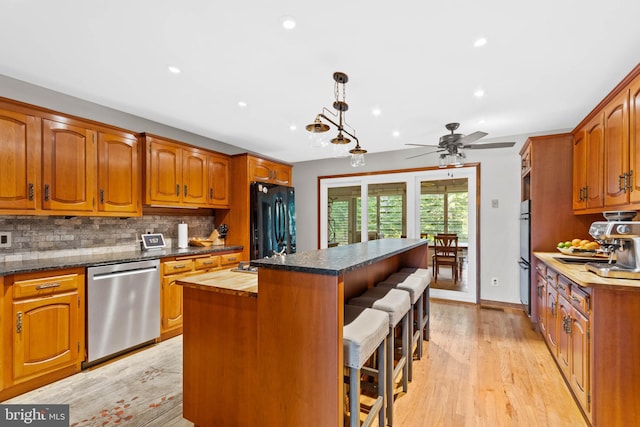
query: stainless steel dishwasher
85 259 160 366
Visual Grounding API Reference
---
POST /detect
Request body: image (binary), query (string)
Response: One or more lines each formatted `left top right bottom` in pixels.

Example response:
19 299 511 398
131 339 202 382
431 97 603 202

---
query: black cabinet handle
176 184 180 196
44 184 50 201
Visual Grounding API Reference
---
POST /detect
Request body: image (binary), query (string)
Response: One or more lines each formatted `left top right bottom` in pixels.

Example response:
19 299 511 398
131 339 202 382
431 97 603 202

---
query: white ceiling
1 0 639 163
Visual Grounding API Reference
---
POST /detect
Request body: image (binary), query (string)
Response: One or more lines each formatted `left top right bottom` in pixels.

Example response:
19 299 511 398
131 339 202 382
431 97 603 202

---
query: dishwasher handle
92 266 158 281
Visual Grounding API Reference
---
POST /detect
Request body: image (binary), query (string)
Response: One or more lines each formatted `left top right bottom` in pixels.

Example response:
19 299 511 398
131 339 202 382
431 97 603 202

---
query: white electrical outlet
491 277 499 286
0 231 12 248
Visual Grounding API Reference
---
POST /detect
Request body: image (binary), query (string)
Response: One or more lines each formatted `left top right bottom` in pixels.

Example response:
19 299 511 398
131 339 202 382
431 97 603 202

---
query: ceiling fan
405 122 516 161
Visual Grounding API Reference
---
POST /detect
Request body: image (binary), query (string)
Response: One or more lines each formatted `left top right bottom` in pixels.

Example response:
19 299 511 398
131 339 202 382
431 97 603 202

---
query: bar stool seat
376 275 427 381
392 269 432 341
344 305 388 427
348 287 411 426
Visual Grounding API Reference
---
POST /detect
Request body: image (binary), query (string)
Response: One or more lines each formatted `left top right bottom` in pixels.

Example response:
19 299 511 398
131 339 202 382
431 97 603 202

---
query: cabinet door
570 308 590 414
146 137 182 204
630 75 640 202
249 158 273 183
42 119 96 212
573 129 587 210
182 148 208 205
208 153 230 207
271 163 292 185
0 108 40 210
585 113 605 208
536 273 546 334
603 89 630 207
557 294 571 377
97 132 140 215
161 275 183 334
12 292 81 382
545 285 558 356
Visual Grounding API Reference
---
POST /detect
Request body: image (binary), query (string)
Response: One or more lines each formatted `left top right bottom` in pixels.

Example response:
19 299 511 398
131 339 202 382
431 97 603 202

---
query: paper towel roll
178 223 188 248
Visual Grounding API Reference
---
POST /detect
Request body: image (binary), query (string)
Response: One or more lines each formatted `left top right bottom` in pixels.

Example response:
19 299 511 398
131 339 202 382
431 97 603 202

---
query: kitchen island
178 238 429 427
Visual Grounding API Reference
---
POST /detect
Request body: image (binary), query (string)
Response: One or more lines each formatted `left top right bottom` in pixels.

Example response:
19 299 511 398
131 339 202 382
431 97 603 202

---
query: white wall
1 72 569 305
291 133 563 305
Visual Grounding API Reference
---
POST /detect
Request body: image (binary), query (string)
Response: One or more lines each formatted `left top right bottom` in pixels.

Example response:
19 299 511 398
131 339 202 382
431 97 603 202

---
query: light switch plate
0 232 11 248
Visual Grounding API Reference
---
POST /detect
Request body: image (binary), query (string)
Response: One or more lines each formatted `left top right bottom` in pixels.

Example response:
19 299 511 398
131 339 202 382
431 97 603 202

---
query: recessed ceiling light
289 124 297 131
168 66 181 74
473 89 485 98
238 101 248 107
473 37 487 47
478 119 486 125
281 16 296 30
392 131 400 138
372 108 381 116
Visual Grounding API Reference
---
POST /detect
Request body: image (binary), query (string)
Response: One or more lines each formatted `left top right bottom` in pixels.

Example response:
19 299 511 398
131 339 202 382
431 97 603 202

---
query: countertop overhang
0 245 244 276
250 238 428 276
534 252 640 291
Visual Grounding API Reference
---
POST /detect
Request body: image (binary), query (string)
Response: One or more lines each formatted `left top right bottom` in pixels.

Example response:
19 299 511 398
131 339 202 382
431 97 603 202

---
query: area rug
4 336 187 426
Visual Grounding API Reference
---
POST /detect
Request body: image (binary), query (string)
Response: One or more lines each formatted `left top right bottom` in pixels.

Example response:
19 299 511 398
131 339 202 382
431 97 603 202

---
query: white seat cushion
398 267 433 283
376 275 427 304
348 287 410 327
343 305 389 369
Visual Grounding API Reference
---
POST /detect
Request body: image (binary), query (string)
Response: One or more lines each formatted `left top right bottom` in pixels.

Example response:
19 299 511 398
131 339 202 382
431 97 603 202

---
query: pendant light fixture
306 72 367 167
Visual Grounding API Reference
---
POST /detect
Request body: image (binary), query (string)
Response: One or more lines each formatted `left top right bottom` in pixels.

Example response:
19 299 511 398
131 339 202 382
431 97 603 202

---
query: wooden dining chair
433 233 459 283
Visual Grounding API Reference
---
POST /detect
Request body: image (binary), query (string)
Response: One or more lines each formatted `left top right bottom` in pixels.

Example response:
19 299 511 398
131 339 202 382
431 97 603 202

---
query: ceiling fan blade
405 143 438 147
406 149 443 159
458 131 488 145
463 141 516 149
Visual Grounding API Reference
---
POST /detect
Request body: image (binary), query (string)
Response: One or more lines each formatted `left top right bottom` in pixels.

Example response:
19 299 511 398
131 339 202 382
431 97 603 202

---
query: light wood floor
5 300 587 427
393 300 587 427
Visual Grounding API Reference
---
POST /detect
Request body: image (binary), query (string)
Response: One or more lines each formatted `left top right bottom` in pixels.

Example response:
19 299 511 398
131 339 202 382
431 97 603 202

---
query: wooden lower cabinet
1 268 85 401
159 251 240 340
538 261 592 423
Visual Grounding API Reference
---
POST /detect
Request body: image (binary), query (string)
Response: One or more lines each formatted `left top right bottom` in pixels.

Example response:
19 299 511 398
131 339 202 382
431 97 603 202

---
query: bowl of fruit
557 238 601 256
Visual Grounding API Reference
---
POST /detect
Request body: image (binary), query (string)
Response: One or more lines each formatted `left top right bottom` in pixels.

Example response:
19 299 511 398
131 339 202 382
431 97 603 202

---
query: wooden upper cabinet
603 89 630 207
573 129 588 210
0 107 40 211
208 153 230 207
145 135 182 204
630 74 640 202
97 132 140 215
143 134 230 208
42 119 97 212
182 149 208 205
573 113 605 212
249 156 292 185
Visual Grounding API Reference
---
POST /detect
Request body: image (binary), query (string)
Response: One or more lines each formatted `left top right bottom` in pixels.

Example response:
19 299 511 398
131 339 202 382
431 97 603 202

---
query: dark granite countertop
250 238 427 276
0 245 243 276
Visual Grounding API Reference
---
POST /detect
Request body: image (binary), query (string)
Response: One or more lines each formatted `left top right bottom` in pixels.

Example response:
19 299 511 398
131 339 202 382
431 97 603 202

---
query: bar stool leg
350 367 360 427
377 337 386 427
416 294 424 358
386 332 394 426
407 306 414 381
401 314 409 393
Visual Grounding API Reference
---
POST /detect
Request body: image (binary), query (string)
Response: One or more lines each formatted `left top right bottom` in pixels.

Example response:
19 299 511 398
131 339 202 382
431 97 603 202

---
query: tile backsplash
0 215 215 262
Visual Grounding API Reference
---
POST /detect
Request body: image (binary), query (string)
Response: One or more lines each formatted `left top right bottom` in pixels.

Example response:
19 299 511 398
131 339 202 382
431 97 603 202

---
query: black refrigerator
250 182 296 259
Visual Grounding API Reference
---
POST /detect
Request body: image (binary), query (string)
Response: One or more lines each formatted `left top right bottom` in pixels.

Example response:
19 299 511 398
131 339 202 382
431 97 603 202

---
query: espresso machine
586 211 640 279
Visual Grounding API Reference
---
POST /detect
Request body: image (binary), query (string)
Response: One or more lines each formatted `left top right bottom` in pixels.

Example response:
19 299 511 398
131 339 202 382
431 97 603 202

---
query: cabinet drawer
163 259 194 275
13 273 81 299
535 262 547 277
570 285 590 315
195 256 220 270
220 252 242 267
557 276 571 298
546 268 558 288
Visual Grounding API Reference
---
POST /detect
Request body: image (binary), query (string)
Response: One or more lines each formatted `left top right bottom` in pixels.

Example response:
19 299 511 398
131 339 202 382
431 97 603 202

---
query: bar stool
343 305 388 427
397 268 432 341
348 287 411 426
375 274 428 381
